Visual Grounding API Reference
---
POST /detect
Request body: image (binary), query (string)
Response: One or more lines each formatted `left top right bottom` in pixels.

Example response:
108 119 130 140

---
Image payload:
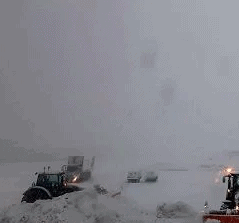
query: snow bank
0 187 158 223
156 201 197 218
197 164 224 172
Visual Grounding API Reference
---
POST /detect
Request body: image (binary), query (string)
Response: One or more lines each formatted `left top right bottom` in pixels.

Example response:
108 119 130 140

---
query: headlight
222 167 234 175
72 176 78 182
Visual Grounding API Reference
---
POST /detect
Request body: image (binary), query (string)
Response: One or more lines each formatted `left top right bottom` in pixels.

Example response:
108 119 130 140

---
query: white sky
0 0 239 165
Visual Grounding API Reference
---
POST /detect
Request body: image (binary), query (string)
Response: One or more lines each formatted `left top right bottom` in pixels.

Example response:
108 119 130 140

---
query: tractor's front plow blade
203 214 239 223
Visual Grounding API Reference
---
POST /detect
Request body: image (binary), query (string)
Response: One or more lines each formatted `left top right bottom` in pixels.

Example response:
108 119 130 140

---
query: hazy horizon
1 0 239 166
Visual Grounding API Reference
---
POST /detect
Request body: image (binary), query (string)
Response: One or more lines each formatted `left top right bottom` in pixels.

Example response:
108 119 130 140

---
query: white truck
61 156 95 183
127 171 142 183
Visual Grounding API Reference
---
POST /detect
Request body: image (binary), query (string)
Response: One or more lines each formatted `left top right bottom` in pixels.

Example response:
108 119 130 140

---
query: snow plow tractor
202 168 239 223
21 167 84 203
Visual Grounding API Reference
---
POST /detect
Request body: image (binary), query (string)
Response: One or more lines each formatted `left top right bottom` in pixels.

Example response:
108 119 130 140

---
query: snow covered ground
0 159 228 222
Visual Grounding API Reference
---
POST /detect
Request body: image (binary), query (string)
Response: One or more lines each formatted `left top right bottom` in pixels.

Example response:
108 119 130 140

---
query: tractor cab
35 172 67 197
37 173 62 186
221 168 239 210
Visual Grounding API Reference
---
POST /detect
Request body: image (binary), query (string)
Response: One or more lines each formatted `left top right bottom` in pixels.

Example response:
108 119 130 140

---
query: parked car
144 171 158 182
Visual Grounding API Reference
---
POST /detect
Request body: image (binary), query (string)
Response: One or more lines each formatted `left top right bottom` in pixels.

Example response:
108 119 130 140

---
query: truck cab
61 156 95 183
221 170 239 210
36 172 66 197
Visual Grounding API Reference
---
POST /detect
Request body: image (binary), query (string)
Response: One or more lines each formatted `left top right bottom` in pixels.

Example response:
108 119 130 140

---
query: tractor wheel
21 196 28 203
38 190 51 201
21 190 50 204
21 194 37 203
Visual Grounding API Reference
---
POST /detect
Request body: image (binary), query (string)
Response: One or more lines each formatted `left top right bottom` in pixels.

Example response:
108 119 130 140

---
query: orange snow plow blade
203 214 239 223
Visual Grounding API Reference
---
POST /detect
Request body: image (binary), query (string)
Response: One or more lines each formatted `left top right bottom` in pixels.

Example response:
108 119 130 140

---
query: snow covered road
0 160 228 222
92 161 227 212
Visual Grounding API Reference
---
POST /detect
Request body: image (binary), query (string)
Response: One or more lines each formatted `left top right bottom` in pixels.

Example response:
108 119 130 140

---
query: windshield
37 174 59 185
233 175 239 188
67 166 81 172
128 172 140 177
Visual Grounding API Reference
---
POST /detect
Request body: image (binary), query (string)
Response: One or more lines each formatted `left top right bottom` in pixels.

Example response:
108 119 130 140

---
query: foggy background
0 0 238 166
